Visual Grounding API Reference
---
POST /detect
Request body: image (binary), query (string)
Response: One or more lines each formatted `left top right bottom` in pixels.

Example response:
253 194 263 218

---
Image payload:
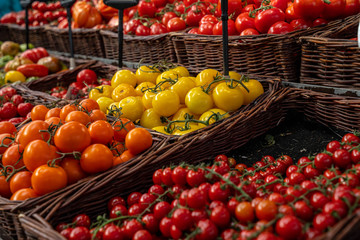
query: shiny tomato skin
268 21 294 34
293 0 325 20
255 8 285 33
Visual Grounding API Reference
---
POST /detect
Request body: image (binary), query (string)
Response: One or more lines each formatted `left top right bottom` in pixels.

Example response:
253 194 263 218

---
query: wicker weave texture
7 24 51 49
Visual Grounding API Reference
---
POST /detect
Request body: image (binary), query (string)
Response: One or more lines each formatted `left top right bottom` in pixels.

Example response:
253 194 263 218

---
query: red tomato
242 4 256 13
290 19 312 30
200 15 219 25
235 13 256 34
186 9 205 27
199 22 215 35
321 0 346 20
255 8 285 33
241 28 260 35
76 69 97 85
268 21 294 34
124 19 141 35
212 20 237 35
313 18 329 26
162 12 177 26
276 216 303 239
150 23 167 35
217 0 243 18
270 0 288 12
344 0 360 17
167 17 186 32
135 25 150 36
138 0 157 18
293 0 325 20
188 28 200 34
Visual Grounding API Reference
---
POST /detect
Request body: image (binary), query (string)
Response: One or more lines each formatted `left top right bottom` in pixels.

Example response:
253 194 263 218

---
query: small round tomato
212 83 244 111
31 105 49 121
185 87 213 115
150 22 168 35
60 158 87 185
255 8 285 33
112 118 135 142
88 120 114 144
212 20 237 35
54 121 91 153
241 28 260 35
268 21 294 34
80 144 113 174
2 144 25 169
239 79 264 105
152 90 180 117
162 12 178 26
31 165 67 196
235 201 254 223
23 140 60 172
9 171 32 194
255 200 278 221
77 69 97 85
65 111 91 126
293 0 325 20
79 99 100 113
235 13 256 34
167 17 186 32
10 188 38 201
125 128 153 155
276 216 303 239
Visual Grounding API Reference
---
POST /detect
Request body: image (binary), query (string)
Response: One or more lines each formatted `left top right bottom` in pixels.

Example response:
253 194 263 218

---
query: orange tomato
88 120 114 144
23 140 60 172
45 108 61 119
31 105 49 121
113 150 134 166
45 117 62 125
2 144 25 169
125 128 153 155
17 120 50 147
112 118 135 142
80 144 113 174
60 158 87 185
79 99 100 113
90 109 107 122
54 122 91 153
255 200 278 221
0 133 14 154
109 140 125 156
9 171 32 194
65 111 91 126
10 188 38 201
72 1 102 28
0 175 11 198
60 104 77 122
31 165 68 196
0 122 16 135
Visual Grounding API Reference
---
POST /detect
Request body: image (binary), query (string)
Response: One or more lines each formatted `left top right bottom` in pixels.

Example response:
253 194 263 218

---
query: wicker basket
171 14 360 82
100 30 177 64
45 27 105 58
0 24 10 41
23 60 118 98
300 15 360 89
7 24 51 49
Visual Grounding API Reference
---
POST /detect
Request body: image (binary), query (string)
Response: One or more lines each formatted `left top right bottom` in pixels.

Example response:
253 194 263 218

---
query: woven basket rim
100 29 170 41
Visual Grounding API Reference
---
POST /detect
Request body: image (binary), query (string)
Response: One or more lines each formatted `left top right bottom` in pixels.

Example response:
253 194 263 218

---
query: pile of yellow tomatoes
88 65 264 135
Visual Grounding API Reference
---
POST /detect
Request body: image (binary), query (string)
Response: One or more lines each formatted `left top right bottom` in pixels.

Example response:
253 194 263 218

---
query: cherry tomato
255 8 285 33
293 0 325 20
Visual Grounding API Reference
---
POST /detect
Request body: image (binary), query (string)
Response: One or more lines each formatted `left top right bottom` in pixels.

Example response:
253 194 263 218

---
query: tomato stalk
0 165 26 181
107 104 123 119
203 75 249 94
0 136 15 148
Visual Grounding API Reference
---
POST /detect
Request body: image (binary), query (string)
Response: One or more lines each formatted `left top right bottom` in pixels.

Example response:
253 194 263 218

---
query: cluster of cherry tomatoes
50 69 111 99
0 87 33 124
0 1 65 27
0 99 153 201
122 0 360 36
55 132 360 240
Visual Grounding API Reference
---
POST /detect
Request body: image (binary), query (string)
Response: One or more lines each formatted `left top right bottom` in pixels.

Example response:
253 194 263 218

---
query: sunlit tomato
136 25 150 36
89 85 113 101
188 28 199 34
88 120 114 145
77 69 97 85
124 19 141 34
167 17 186 32
65 111 91 126
255 8 285 33
60 158 87 185
136 66 160 85
60 104 77 122
80 144 113 174
23 140 60 172
54 121 91 153
162 12 178 26
2 144 25 169
17 120 50 147
195 69 221 88
150 22 168 35
138 0 157 18
235 201 255 223
140 109 166 129
10 188 38 201
0 122 16 135
256 200 278 221
31 165 67 196
31 105 49 121
238 79 264 105
79 99 100 112
152 90 180 117
270 0 288 12
276 215 303 239
290 19 312 30
112 118 135 142
268 21 294 34
235 13 256 34
90 109 107 122
212 83 244 111
185 87 214 115
9 171 32 194
125 128 153 155
111 83 137 102
293 0 324 20
241 28 260 35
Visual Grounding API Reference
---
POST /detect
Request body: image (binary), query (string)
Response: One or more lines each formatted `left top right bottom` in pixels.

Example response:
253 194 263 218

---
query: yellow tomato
239 79 265 105
111 70 138 88
152 90 180 117
199 108 230 127
229 71 241 80
140 108 166 129
135 82 155 96
136 65 160 84
173 125 203 135
156 70 178 90
170 77 196 104
152 126 171 135
142 91 157 109
119 96 144 121
212 83 244 111
195 69 221 88
185 87 213 115
112 83 136 102
5 71 26 83
171 66 190 77
89 85 113 101
96 97 114 113
106 102 121 118
172 108 199 121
